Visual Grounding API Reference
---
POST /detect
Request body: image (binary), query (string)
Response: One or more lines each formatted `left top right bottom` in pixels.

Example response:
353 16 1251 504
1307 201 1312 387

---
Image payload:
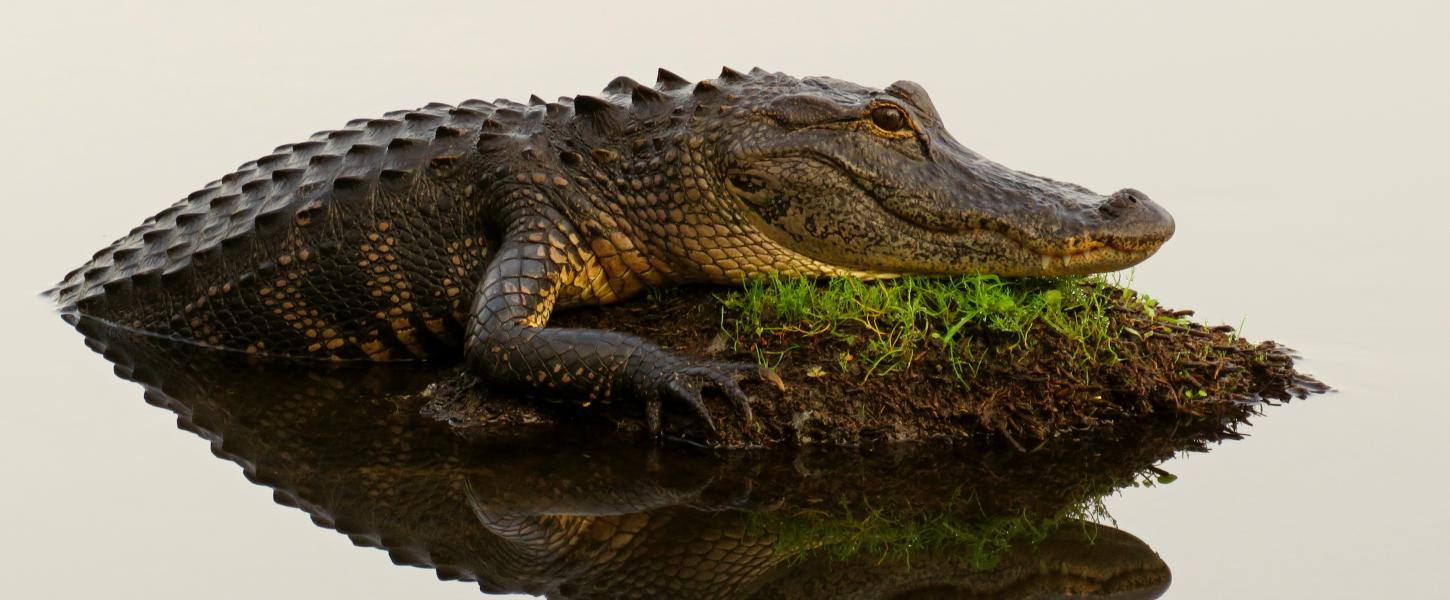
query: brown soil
428 284 1327 449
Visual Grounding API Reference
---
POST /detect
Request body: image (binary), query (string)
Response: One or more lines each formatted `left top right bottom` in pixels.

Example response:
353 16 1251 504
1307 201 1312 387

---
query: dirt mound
430 278 1327 448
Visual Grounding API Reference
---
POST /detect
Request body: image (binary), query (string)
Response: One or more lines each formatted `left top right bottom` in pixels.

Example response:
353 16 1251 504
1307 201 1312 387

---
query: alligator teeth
1041 255 1052 270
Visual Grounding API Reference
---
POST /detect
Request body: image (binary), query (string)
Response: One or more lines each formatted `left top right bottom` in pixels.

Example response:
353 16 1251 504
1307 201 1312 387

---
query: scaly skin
76 321 1179 599
51 67 1176 432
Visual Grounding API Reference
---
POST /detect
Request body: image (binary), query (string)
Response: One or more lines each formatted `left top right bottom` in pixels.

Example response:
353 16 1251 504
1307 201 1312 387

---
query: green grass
717 274 1150 386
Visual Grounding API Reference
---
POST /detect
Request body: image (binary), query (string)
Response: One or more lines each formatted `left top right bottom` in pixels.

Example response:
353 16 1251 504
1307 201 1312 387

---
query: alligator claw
662 373 721 433
646 361 779 436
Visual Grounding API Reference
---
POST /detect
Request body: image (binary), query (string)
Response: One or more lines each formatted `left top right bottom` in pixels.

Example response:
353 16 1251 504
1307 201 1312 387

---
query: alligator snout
885 131 1175 275
1095 188 1176 252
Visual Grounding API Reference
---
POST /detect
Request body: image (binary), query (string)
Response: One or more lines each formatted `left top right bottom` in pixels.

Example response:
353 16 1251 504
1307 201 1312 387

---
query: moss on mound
436 275 1326 448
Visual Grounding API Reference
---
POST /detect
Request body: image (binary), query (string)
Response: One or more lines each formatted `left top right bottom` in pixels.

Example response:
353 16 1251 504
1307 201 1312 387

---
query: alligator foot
645 361 784 436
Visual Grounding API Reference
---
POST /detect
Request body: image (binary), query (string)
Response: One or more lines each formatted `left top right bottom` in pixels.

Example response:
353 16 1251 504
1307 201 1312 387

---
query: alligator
50 67 1175 433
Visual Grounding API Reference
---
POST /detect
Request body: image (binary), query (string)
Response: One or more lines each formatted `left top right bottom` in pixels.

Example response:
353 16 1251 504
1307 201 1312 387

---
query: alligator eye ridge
870 105 908 132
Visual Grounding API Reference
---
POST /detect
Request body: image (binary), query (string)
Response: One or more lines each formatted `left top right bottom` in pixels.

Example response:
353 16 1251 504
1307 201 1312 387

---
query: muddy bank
430 280 1327 448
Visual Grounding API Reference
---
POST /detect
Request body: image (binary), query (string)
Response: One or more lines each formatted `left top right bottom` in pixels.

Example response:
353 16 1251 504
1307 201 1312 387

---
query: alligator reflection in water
73 315 1257 599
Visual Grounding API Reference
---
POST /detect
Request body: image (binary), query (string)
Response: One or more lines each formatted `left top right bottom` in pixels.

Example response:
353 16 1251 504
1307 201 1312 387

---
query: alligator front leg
463 227 768 435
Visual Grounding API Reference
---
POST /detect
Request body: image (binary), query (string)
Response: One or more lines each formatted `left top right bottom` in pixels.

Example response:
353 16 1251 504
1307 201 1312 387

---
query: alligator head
671 68 1176 277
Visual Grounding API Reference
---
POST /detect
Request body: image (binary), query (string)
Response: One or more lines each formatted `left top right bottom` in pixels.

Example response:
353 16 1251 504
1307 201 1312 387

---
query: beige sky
2 1 1447 598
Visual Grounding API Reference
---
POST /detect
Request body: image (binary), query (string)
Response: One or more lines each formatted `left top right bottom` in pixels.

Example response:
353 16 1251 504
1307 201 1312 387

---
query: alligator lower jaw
879 209 1164 277
982 227 1165 276
1025 244 1160 277
937 227 1162 277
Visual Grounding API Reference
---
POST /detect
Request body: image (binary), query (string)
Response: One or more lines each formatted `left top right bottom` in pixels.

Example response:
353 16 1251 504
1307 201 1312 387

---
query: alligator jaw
875 160 1176 277
874 200 1174 277
1033 245 1162 277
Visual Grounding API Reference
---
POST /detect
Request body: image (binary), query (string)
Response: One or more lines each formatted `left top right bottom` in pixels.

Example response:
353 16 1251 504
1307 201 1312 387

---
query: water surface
61 319 1197 598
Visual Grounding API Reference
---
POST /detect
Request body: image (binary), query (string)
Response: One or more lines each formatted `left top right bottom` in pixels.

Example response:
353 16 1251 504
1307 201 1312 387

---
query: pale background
2 1 1447 598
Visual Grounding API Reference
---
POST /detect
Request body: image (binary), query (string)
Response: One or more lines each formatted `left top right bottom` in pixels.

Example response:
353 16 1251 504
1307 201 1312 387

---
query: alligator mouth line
876 199 1153 268
746 153 1160 275
1031 244 1155 273
815 150 1157 263
850 163 1157 269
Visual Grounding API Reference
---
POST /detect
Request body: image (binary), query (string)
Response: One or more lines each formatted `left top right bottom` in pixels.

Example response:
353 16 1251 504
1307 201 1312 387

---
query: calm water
4 2 1448 598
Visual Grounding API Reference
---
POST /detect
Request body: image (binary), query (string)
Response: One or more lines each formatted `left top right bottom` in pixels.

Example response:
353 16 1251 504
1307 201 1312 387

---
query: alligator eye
727 174 772 205
729 175 766 194
869 105 908 132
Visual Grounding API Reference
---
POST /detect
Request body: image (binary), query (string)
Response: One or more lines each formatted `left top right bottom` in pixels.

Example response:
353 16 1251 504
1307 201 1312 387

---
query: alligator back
50 101 502 361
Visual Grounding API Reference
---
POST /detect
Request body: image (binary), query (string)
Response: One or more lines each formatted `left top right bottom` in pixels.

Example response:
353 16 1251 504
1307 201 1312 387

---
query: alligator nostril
1101 188 1154 217
1120 188 1150 204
